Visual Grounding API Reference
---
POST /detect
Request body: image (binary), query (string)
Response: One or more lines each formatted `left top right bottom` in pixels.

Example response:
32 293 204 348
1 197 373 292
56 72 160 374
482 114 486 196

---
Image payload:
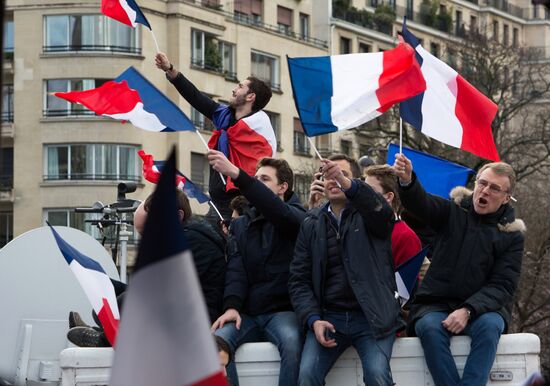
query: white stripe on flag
106 102 166 132
242 111 277 156
120 0 138 27
110 249 220 386
395 272 410 307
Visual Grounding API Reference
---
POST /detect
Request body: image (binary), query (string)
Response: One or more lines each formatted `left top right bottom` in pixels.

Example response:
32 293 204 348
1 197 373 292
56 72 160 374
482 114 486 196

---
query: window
277 6 293 35
0 147 13 190
340 139 352 156
2 85 14 122
265 111 282 152
492 20 499 41
430 42 440 58
447 48 457 67
294 174 311 207
316 134 331 157
44 143 139 181
370 0 379 7
234 0 262 24
0 211 13 248
191 107 215 131
191 152 210 193
503 24 509 46
359 43 372 53
44 15 139 54
470 15 478 33
455 11 463 36
299 13 310 39
191 29 236 79
406 0 414 20
44 209 138 244
202 0 221 9
293 118 310 155
44 79 108 117
3 20 13 56
512 27 519 47
251 51 280 91
340 37 351 54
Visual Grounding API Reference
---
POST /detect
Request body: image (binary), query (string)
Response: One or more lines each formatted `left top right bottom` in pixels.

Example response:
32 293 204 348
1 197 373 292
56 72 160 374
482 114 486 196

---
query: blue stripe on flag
47 222 107 274
396 245 430 299
287 56 338 137
152 160 210 204
115 67 195 132
387 144 475 198
127 0 151 29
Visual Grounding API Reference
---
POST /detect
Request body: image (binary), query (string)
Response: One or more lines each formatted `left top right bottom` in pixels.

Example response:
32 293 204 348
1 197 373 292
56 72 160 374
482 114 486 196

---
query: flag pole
399 117 403 154
195 130 227 186
307 136 343 189
208 201 224 221
149 28 160 53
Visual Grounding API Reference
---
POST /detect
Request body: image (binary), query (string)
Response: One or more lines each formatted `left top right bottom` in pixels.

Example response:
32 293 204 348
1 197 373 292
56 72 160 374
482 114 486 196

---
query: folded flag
395 245 430 307
399 19 500 161
110 149 227 386
138 150 210 204
53 66 195 133
387 143 475 198
101 0 151 29
288 43 426 137
47 223 120 346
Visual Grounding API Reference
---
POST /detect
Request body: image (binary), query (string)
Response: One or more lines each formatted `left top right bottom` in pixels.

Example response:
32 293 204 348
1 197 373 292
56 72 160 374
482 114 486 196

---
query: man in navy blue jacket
208 150 306 386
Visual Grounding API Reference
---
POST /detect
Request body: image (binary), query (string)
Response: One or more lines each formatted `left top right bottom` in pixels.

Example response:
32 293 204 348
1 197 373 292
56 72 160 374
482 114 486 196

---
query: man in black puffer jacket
394 154 525 386
208 150 306 386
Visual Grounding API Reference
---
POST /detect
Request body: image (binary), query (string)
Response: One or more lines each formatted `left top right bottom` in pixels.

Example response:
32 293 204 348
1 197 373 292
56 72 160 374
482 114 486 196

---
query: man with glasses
393 154 525 386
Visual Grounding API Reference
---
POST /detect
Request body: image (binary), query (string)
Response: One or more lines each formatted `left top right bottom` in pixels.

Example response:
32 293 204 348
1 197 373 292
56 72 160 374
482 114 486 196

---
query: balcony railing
1 111 13 123
0 176 13 190
43 174 140 182
192 118 215 132
43 109 96 118
191 59 238 81
43 45 141 55
332 7 396 35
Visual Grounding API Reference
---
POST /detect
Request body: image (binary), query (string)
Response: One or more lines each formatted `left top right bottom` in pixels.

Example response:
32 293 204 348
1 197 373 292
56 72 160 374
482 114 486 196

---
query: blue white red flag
288 43 426 136
54 67 195 133
47 223 120 346
387 143 475 198
208 107 276 191
395 245 430 306
399 19 500 161
101 0 151 29
138 150 210 204
110 149 227 386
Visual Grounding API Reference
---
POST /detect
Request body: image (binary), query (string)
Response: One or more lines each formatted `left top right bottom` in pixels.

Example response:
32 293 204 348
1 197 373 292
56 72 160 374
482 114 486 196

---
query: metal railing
43 45 141 55
43 109 96 118
43 174 140 182
191 59 238 81
0 176 13 190
1 111 13 123
192 118 215 132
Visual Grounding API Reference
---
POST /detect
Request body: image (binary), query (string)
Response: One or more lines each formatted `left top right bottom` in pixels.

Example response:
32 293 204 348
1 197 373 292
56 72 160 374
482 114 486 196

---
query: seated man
289 155 404 386
208 149 306 386
393 154 525 386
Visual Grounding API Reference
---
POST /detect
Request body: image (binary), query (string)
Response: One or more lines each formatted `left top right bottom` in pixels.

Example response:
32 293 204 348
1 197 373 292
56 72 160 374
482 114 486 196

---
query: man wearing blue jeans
208 151 306 386
394 155 525 386
289 155 404 386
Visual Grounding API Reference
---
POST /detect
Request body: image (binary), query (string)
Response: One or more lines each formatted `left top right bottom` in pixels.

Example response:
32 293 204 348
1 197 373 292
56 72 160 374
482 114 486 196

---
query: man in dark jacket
155 52 276 221
289 155 403 386
208 150 306 386
393 154 525 386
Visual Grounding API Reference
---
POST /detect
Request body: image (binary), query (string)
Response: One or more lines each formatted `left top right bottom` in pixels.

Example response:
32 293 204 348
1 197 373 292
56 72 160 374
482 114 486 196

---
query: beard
229 93 247 108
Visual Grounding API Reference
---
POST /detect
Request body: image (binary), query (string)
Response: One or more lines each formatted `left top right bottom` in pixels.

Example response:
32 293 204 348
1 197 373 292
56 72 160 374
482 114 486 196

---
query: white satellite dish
0 226 119 385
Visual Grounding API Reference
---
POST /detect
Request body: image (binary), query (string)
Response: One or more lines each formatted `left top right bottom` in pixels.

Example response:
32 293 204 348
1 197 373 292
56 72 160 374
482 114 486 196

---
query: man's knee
470 313 505 340
362 365 392 386
415 312 448 338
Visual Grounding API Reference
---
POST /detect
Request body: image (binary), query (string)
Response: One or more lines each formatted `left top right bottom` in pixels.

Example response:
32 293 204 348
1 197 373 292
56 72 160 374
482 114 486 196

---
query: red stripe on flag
54 80 142 116
188 371 228 386
376 44 426 113
98 297 119 347
102 0 133 27
455 75 500 161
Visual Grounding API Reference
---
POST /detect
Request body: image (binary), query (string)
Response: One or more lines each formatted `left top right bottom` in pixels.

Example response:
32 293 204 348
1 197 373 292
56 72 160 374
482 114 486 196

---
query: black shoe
68 311 90 329
67 326 111 348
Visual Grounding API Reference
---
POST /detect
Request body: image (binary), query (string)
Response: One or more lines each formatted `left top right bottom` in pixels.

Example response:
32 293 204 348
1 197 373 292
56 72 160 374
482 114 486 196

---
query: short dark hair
143 190 192 223
246 76 272 112
327 154 361 179
215 335 234 363
229 195 250 216
256 157 294 201
364 164 402 214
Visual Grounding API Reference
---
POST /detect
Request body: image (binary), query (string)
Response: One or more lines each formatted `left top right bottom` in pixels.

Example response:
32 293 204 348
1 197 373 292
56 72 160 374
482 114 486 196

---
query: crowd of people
67 53 526 386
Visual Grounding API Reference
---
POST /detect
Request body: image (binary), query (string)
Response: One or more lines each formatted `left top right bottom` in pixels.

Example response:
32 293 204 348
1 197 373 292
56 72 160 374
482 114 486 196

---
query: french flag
208 107 277 191
395 245 430 307
101 0 151 29
110 149 227 386
399 20 500 161
54 67 196 133
138 150 211 204
47 223 120 346
288 43 426 136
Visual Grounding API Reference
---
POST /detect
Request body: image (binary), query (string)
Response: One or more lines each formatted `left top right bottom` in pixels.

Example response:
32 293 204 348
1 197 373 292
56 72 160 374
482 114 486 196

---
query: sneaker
67 326 111 348
68 311 89 329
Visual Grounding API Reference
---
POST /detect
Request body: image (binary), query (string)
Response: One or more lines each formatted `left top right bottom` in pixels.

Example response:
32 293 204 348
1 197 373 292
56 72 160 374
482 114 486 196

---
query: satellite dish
0 226 119 385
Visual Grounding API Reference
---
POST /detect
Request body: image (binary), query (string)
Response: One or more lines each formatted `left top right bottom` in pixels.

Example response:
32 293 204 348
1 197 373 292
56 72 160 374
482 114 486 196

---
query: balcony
43 45 141 55
0 177 13 203
332 4 396 36
43 109 96 118
191 59 237 81
43 174 140 182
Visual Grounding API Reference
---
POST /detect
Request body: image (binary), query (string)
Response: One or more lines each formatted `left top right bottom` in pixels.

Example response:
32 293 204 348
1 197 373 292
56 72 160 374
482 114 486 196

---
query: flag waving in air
53 67 195 133
47 223 120 346
288 43 426 137
138 150 210 204
399 19 500 161
101 0 151 29
110 149 227 386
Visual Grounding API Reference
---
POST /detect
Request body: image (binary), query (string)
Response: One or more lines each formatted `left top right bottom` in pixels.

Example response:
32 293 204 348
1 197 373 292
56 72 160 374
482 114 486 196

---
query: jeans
214 310 303 386
415 311 505 386
299 311 395 386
